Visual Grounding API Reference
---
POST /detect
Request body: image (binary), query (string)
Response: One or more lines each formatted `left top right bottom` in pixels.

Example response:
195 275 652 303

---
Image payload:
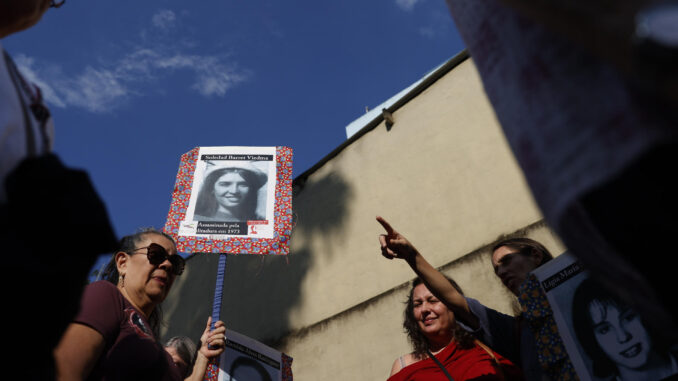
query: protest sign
532 253 677 381
217 329 292 381
164 146 293 255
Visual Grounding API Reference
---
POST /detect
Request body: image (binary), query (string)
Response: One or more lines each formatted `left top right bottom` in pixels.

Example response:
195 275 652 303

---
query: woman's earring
119 274 125 287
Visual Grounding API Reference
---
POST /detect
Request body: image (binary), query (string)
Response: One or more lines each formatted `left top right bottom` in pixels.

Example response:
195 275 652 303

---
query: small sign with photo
164 146 293 255
217 329 292 381
532 253 677 381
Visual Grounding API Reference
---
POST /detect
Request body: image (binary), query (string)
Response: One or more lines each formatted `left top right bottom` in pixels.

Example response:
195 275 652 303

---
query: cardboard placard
164 146 293 255
218 329 292 381
532 253 677 381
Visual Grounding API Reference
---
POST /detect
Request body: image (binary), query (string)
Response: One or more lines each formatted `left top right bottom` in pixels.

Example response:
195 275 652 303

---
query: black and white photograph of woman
572 278 678 381
193 160 268 222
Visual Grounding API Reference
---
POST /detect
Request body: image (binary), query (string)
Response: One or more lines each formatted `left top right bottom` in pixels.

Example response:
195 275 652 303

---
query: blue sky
4 1 464 265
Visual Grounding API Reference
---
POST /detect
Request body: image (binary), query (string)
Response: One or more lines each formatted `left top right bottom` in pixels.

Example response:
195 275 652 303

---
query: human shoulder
87 279 118 290
74 281 126 343
389 353 419 376
194 214 215 221
81 280 124 301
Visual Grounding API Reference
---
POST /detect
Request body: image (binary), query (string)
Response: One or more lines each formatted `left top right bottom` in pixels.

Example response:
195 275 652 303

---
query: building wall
161 55 566 380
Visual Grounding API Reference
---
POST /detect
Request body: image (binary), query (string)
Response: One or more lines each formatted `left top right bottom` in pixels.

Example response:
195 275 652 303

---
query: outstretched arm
185 317 226 381
377 216 479 329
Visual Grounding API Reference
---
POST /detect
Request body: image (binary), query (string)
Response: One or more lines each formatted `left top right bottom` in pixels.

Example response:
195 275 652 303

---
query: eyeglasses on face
128 243 185 275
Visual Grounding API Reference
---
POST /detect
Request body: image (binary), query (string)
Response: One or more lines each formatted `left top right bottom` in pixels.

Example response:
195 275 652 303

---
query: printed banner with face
217 329 292 381
164 146 293 255
532 253 677 381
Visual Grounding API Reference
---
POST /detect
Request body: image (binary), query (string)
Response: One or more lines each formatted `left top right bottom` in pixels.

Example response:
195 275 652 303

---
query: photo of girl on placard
193 160 269 223
533 254 678 381
166 146 293 255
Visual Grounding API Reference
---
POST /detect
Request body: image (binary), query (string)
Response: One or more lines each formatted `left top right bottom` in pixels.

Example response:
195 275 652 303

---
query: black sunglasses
128 243 185 275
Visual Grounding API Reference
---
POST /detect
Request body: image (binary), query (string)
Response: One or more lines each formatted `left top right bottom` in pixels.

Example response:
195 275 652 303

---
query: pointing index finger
376 216 395 235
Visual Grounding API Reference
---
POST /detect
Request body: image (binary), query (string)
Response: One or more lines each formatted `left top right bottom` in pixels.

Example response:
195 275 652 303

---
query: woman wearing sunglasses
54 228 226 380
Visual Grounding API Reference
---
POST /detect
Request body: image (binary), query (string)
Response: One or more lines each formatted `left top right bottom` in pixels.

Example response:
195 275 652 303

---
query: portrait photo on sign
192 160 269 222
533 253 678 381
218 329 282 381
181 146 277 239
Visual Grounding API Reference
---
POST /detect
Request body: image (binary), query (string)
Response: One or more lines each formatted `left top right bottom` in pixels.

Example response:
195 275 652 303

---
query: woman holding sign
194 161 267 222
54 228 226 380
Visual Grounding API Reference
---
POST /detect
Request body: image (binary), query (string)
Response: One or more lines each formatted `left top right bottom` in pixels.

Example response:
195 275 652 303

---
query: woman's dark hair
404 277 475 359
101 228 176 338
572 278 622 378
491 237 553 266
165 336 197 377
194 168 263 219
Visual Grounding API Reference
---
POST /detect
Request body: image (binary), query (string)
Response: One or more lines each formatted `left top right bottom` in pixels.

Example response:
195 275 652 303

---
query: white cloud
191 58 248 97
13 55 65 108
152 9 176 29
13 9 248 113
418 26 435 38
15 56 130 113
61 67 129 113
417 11 451 39
395 0 424 11
151 54 248 96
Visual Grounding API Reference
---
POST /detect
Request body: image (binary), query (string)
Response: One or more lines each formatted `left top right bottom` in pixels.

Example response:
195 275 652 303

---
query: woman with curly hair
378 216 556 380
388 276 522 380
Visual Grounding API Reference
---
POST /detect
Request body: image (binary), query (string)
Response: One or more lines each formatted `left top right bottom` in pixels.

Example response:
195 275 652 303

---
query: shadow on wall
292 171 353 258
161 171 352 347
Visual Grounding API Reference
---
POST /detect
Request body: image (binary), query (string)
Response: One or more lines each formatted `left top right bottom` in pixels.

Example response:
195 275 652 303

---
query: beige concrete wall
286 58 544 328
161 56 566 380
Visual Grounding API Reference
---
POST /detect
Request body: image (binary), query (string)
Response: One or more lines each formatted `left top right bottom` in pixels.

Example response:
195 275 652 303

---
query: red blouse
388 340 523 381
